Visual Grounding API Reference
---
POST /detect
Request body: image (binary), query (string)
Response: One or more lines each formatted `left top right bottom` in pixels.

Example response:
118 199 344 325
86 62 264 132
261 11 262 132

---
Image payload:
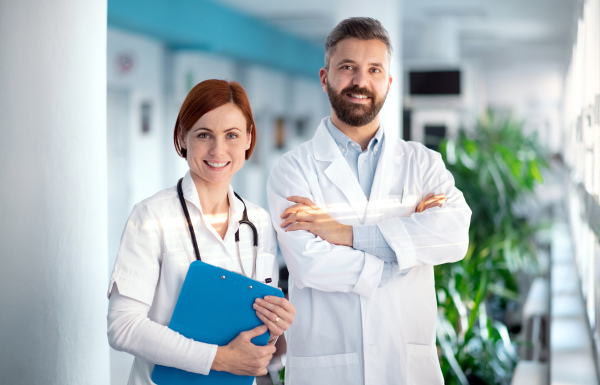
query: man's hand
280 196 353 247
416 193 447 213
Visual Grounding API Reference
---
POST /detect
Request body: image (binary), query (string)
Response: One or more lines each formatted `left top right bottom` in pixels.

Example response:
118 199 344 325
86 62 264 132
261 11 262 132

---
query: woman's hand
253 295 296 344
211 325 276 376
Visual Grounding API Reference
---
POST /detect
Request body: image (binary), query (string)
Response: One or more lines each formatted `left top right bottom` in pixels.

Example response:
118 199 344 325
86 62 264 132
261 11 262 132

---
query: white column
334 0 403 140
0 1 110 384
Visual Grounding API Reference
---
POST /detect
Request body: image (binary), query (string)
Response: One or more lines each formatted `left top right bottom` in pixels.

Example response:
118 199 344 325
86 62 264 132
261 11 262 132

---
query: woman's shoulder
242 199 271 221
132 185 179 215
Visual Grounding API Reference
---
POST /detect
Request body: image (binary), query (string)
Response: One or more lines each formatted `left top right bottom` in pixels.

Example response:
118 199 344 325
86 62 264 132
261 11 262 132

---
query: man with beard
266 17 471 385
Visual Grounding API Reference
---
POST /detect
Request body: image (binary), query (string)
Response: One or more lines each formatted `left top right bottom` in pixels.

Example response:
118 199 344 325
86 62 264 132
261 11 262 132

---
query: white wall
107 28 169 384
0 1 110 384
107 28 167 205
484 65 563 153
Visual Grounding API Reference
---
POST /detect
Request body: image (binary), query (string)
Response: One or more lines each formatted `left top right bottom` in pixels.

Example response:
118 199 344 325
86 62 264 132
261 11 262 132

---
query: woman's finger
255 298 296 323
263 296 296 314
253 302 282 323
255 311 285 336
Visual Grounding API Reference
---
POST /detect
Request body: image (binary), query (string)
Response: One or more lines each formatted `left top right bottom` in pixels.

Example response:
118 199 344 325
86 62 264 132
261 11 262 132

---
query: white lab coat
266 118 471 385
108 171 279 384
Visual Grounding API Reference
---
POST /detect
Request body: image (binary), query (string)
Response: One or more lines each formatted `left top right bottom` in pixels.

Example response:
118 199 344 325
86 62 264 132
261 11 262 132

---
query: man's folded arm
376 151 472 270
267 159 384 299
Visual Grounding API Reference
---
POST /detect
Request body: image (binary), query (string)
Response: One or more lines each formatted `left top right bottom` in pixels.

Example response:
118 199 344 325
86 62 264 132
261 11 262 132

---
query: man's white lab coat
267 118 471 385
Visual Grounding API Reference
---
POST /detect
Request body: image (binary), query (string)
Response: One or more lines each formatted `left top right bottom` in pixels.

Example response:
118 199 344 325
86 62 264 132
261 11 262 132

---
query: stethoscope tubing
176 178 258 279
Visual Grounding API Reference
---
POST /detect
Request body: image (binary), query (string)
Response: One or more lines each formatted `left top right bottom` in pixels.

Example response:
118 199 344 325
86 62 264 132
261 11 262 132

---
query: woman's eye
197 133 209 139
226 133 238 139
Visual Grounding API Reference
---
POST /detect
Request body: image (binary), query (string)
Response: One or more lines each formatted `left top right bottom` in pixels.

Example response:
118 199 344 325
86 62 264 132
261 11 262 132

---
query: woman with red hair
107 79 294 384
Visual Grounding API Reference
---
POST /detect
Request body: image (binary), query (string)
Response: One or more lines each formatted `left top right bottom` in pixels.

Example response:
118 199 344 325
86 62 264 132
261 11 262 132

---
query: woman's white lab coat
267 118 472 385
108 172 279 384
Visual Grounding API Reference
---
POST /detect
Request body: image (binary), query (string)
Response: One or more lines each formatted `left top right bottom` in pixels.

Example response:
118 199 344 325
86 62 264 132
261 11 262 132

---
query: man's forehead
330 38 391 65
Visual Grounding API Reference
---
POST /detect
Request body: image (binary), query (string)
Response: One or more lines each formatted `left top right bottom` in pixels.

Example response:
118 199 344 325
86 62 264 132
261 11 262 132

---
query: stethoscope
177 178 258 279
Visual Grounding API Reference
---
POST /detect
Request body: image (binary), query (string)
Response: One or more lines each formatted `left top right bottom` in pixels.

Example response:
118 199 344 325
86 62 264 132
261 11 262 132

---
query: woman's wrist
211 346 230 372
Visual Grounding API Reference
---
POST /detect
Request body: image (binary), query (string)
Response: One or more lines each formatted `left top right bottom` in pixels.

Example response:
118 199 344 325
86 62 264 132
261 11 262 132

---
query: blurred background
1 0 599 384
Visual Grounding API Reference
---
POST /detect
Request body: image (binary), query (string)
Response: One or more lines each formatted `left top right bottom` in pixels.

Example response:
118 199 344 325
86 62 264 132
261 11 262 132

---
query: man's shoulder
273 138 315 168
389 138 442 159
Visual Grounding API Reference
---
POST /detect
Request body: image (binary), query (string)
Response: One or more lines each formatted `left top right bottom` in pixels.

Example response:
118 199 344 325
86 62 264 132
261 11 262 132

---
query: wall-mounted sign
117 52 135 74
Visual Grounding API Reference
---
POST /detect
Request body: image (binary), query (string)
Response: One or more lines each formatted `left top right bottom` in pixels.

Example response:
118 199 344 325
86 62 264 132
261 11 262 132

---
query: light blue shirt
325 118 397 273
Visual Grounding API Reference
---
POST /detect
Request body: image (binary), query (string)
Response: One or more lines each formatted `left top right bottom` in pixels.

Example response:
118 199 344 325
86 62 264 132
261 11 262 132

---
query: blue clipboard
151 260 284 384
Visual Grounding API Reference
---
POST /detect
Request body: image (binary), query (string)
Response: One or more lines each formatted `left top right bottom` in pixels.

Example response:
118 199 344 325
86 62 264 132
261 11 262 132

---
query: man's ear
319 67 328 93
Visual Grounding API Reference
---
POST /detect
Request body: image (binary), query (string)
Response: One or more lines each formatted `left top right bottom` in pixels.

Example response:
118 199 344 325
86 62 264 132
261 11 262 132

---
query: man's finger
287 196 319 210
281 203 310 218
287 196 313 205
285 222 313 233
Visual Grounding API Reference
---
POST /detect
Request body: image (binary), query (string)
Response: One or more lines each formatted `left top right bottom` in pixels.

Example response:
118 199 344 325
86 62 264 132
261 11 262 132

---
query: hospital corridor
1 1 599 384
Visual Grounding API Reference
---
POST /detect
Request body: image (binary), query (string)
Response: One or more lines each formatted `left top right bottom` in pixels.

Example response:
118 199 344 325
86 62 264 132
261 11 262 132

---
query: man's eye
342 65 353 70
372 68 381 73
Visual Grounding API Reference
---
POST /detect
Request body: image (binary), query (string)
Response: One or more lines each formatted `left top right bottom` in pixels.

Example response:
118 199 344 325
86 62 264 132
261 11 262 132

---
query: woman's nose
209 138 226 155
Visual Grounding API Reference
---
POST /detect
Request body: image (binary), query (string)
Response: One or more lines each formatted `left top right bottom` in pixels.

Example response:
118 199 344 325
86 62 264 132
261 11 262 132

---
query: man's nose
352 70 368 88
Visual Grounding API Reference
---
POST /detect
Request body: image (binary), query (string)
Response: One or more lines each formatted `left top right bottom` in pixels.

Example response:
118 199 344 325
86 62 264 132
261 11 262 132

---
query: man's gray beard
327 83 387 127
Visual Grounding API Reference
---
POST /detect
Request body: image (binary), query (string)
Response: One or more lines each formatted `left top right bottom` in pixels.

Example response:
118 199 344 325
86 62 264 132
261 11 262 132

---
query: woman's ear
246 126 252 149
179 129 186 149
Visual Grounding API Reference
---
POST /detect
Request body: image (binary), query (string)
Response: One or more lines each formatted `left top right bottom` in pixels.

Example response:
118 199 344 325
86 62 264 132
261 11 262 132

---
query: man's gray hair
324 17 392 69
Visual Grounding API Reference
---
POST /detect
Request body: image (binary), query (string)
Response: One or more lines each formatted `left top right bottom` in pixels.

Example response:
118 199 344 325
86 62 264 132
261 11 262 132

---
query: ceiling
215 0 582 71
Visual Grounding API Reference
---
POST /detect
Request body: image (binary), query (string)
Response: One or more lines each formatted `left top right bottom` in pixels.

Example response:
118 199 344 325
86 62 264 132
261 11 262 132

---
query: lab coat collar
312 118 369 221
180 171 242 236
313 117 340 162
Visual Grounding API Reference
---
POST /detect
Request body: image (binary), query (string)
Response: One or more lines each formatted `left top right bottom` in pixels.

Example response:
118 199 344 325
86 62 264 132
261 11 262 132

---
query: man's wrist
342 224 353 247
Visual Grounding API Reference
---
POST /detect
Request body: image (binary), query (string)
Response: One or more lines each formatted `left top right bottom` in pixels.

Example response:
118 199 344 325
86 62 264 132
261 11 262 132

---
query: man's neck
330 113 380 151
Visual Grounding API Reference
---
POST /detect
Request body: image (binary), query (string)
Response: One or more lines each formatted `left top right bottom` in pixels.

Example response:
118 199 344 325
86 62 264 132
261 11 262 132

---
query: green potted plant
436 110 548 384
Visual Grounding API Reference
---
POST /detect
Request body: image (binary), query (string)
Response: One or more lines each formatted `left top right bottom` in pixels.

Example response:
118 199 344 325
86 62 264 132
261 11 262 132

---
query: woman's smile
205 160 230 169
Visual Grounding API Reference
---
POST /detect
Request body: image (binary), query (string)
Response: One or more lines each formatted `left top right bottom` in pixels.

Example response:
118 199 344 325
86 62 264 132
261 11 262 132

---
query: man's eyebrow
335 59 384 67
335 59 356 66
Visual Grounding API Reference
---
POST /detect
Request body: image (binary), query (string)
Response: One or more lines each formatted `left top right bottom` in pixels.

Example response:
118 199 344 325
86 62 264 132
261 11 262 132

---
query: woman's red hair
174 79 256 160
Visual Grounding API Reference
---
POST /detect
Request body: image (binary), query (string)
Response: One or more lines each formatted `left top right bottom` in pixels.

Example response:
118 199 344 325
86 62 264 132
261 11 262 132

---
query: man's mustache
340 86 375 99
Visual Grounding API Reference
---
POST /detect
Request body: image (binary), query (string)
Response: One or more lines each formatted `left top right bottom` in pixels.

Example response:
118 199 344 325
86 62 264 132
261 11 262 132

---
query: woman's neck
191 175 230 239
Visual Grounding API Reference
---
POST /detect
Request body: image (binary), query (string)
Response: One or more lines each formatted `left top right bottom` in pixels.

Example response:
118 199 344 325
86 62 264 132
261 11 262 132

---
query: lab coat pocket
254 252 277 286
161 250 192 280
289 352 360 385
406 344 443 385
381 194 418 221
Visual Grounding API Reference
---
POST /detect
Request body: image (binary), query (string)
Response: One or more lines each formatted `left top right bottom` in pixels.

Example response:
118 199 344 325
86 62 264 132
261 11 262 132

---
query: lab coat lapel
365 134 404 224
312 119 368 222
182 172 202 213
